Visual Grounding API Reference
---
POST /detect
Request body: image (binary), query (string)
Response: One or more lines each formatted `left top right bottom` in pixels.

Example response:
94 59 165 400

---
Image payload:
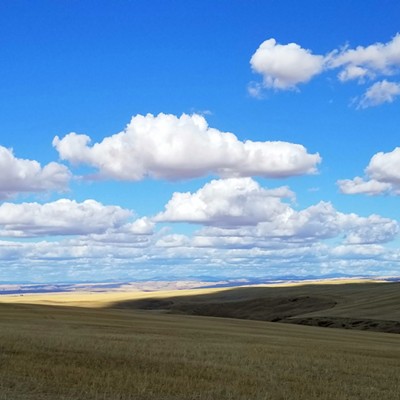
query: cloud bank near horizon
0 178 398 282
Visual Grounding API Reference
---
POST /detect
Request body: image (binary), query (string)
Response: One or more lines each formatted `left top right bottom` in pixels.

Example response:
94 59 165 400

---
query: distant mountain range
0 275 399 295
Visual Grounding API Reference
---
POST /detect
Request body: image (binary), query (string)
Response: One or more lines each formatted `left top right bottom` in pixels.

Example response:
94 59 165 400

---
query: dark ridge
110 282 400 334
114 295 337 321
288 317 400 334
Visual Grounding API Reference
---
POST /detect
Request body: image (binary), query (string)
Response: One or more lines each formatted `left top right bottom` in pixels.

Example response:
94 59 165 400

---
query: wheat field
0 283 399 399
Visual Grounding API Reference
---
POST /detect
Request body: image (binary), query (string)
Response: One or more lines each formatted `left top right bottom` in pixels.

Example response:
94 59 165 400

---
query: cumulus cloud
338 147 400 196
125 217 155 235
331 34 400 80
239 202 397 245
0 199 132 237
85 217 155 245
154 178 294 227
155 178 398 246
53 113 321 181
0 202 398 281
337 177 392 196
250 38 325 90
253 201 344 241
156 234 190 248
0 145 71 199
250 33 400 107
367 147 400 185
343 213 398 245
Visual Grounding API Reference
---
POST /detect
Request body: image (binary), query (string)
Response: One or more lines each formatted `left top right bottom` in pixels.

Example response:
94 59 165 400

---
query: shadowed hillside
110 282 400 333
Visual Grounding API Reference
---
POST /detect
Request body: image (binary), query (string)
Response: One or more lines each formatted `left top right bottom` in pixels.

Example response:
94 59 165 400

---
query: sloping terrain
111 282 400 333
0 300 399 400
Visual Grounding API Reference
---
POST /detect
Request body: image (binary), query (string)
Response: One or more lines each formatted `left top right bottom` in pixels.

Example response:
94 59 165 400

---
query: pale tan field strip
0 281 399 399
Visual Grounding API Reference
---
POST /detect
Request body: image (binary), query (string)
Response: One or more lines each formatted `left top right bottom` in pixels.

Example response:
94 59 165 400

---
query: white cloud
193 210 397 249
53 113 321 181
343 213 398 245
338 147 400 196
156 234 190 248
247 81 264 98
250 38 325 90
337 177 392 195
1 177 386 278
366 147 400 185
0 199 132 237
331 34 400 80
156 179 398 246
250 33 400 107
256 201 343 241
357 80 400 108
338 65 369 82
84 217 155 245
331 244 385 257
125 217 155 235
194 201 334 242
154 178 294 227
0 146 71 199
250 202 398 244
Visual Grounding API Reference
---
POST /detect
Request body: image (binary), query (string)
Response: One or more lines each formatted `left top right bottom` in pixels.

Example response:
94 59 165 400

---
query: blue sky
1 0 400 283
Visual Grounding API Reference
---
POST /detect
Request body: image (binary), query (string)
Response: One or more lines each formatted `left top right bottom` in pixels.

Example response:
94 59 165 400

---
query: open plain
0 281 399 399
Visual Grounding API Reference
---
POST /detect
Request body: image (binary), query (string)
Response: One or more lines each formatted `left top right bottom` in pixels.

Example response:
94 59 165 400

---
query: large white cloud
197 202 398 246
250 38 325 90
155 178 398 245
249 34 400 107
0 199 132 237
338 147 400 195
0 146 71 199
53 113 321 181
155 178 294 227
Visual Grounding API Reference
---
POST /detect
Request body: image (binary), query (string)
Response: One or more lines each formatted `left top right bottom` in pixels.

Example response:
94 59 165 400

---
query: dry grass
106 281 400 333
0 278 389 309
0 287 224 308
0 297 399 399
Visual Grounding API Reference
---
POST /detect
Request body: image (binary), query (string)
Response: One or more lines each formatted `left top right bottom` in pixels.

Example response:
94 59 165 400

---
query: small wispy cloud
356 80 400 108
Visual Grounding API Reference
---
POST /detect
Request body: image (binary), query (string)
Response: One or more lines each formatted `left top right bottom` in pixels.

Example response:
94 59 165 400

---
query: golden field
0 281 399 399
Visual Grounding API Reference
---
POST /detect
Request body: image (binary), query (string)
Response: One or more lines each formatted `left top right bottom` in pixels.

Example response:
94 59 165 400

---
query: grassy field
109 281 400 333
0 281 399 399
